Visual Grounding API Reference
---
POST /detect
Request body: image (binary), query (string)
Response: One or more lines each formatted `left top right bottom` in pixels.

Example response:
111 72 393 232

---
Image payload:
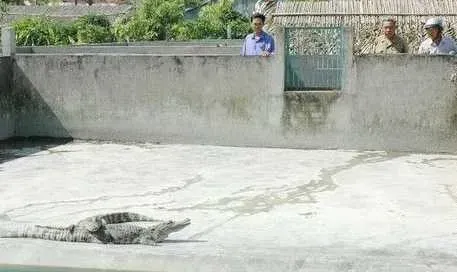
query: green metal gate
285 27 346 91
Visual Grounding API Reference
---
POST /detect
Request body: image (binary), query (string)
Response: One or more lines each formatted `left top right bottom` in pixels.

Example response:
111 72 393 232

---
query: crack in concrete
161 152 405 240
2 175 203 219
166 152 405 216
188 215 240 240
443 184 457 205
383 232 457 250
407 157 457 168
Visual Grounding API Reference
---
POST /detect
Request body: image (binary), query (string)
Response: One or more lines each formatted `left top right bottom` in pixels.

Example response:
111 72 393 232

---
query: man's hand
261 51 271 57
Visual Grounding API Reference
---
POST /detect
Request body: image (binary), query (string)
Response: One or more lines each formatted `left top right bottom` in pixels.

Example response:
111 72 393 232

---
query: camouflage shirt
374 34 408 54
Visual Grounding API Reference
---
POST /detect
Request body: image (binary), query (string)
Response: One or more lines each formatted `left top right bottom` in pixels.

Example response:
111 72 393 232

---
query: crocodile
0 212 191 245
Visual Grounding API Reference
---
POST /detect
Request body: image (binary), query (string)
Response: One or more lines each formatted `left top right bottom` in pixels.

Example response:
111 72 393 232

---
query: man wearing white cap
418 17 457 55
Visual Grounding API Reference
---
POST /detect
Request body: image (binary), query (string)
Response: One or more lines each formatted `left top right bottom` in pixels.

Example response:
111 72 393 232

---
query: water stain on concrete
443 184 457 205
449 63 457 130
406 157 457 168
281 91 341 132
221 96 252 120
298 211 316 218
173 56 184 74
167 151 406 217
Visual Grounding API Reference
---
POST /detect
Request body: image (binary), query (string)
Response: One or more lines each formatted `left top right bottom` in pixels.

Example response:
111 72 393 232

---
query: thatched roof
273 0 457 54
274 0 457 19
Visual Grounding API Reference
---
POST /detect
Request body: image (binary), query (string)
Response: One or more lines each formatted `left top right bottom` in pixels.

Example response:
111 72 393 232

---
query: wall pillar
2 27 16 57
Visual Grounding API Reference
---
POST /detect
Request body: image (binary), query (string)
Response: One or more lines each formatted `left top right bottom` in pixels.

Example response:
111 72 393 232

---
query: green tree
10 0 250 45
73 14 114 44
172 0 250 40
113 0 185 42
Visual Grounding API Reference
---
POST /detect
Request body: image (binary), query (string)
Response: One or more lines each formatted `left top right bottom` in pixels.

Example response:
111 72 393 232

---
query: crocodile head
141 218 191 244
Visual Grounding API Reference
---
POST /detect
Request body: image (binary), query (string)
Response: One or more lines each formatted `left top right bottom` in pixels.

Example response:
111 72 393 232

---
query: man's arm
449 38 457 55
269 36 275 54
261 35 275 57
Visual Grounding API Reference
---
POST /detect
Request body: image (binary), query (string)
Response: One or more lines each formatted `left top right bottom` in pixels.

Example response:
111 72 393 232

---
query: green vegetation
9 0 250 46
12 14 114 46
172 0 250 40
73 13 114 43
113 0 186 42
184 0 205 9
14 17 75 45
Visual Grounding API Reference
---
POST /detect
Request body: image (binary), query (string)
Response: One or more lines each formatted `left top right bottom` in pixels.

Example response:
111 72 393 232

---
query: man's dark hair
251 13 266 23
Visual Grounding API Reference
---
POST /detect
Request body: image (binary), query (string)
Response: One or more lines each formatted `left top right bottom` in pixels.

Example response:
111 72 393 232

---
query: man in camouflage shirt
373 18 408 54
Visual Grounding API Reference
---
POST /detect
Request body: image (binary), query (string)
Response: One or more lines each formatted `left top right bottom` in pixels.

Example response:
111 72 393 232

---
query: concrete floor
1 140 457 271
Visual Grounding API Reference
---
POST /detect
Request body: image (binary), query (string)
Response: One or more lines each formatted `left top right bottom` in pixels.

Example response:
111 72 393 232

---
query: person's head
424 17 443 41
381 18 397 39
251 13 266 34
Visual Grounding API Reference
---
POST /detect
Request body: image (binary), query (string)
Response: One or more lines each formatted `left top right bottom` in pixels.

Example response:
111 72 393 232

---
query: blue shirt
240 32 275 56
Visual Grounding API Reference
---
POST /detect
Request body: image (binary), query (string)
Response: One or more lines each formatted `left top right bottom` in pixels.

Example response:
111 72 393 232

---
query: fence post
1 27 16 57
342 27 354 94
227 24 232 39
274 26 285 93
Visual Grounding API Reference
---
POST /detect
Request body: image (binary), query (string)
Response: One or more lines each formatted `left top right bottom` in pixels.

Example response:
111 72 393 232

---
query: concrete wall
12 54 283 144
10 53 457 153
281 55 457 153
0 57 13 140
351 55 457 152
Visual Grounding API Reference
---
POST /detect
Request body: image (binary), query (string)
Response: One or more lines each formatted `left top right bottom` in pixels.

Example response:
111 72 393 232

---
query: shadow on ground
0 136 73 167
0 57 75 169
161 239 208 244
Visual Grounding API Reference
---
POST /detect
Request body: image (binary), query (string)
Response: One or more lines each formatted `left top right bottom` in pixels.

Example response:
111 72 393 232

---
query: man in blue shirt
240 13 275 57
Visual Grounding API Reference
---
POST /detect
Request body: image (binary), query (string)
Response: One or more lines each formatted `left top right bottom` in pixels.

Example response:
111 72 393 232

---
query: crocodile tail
0 224 46 239
0 224 90 243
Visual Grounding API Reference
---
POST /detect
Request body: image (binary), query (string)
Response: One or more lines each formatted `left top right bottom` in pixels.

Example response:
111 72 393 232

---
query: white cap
424 17 443 29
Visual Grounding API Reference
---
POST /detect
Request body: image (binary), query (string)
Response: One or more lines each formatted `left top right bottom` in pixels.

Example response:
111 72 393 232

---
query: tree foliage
73 14 114 43
173 0 250 40
113 0 185 42
11 0 250 45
